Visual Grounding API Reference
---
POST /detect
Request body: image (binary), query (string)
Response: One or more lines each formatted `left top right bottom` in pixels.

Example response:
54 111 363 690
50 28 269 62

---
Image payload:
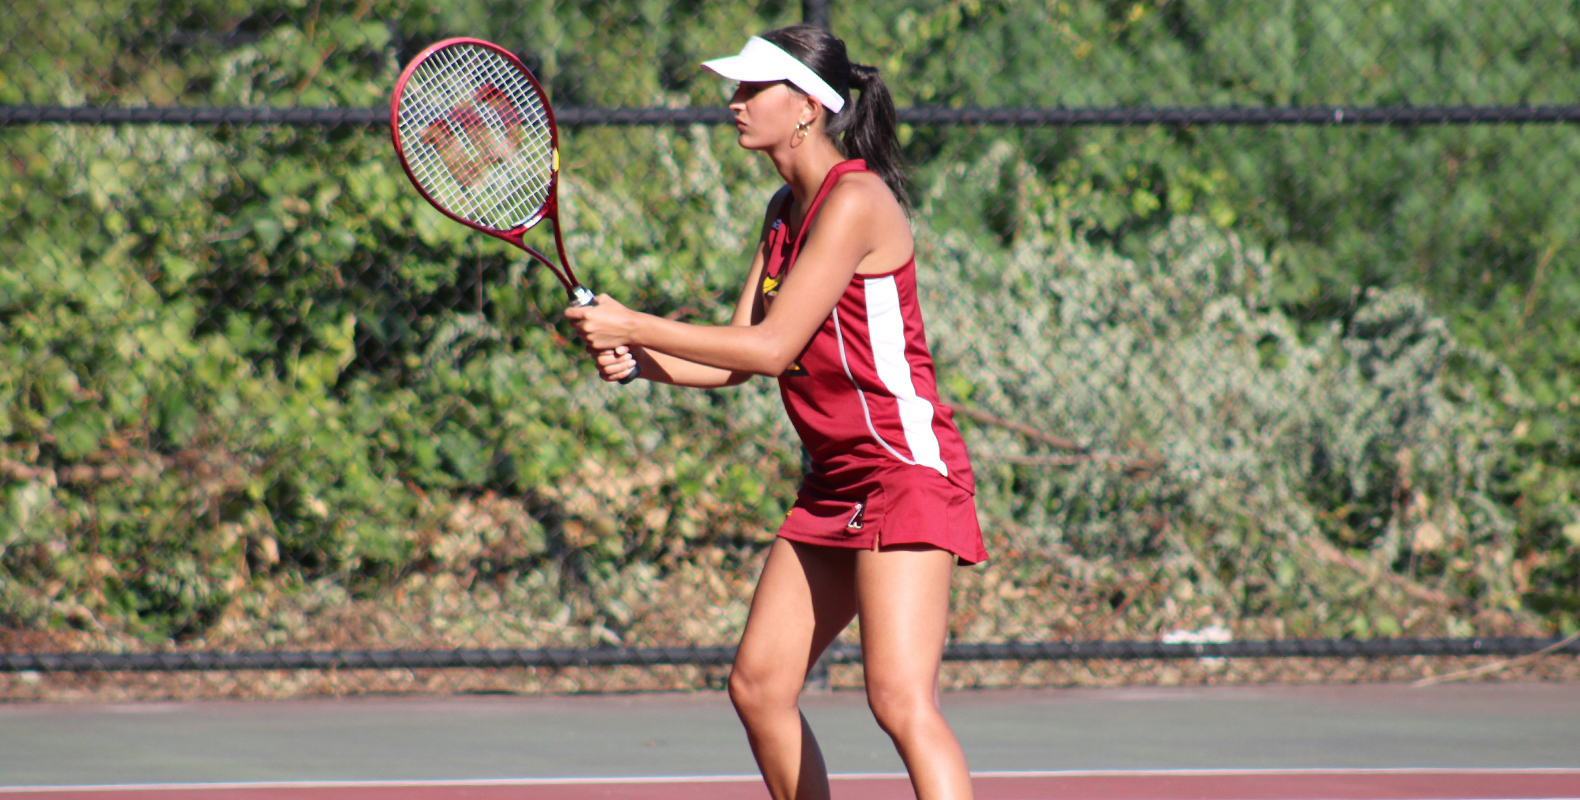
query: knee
865 681 941 738
728 658 801 720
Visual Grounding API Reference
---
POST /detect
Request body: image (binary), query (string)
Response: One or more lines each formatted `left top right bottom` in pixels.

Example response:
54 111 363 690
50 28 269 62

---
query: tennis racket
390 37 639 383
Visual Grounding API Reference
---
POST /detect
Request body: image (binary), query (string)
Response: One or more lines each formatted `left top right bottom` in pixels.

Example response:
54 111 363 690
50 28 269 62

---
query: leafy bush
2 0 1577 645
919 144 1541 634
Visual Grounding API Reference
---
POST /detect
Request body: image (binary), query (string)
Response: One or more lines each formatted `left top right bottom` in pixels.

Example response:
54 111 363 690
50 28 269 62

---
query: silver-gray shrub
915 146 1522 635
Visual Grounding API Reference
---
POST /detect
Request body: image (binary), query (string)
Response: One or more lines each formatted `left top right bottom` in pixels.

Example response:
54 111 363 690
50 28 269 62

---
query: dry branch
947 404 1161 472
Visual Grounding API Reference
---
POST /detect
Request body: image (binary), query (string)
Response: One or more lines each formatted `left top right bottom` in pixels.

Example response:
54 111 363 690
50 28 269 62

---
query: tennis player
566 25 982 800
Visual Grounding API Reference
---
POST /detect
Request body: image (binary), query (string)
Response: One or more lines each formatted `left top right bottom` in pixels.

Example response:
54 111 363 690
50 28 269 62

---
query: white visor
701 37 846 114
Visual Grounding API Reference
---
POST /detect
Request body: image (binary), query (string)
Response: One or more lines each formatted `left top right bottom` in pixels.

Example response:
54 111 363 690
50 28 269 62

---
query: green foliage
1 0 1577 645
921 157 1526 633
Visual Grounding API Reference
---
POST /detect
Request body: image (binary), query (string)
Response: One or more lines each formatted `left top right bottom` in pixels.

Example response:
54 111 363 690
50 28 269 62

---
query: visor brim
701 55 785 83
700 37 846 113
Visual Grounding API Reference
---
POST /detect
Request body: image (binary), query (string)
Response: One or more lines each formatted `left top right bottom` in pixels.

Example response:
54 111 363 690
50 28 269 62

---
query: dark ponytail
759 25 911 212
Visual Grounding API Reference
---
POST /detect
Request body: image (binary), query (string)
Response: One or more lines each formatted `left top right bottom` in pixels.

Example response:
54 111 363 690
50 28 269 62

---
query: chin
737 134 777 152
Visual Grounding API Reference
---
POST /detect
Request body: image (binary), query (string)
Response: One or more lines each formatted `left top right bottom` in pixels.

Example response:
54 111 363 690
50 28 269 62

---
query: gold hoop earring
792 120 809 143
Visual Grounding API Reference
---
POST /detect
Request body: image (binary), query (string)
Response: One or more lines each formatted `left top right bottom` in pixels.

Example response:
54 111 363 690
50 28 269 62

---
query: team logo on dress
845 501 866 530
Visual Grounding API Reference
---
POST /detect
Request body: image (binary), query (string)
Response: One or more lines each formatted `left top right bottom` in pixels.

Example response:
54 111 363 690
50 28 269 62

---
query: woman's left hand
564 294 640 350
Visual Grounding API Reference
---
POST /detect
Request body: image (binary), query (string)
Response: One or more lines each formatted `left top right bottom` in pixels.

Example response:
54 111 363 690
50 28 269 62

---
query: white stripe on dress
863 276 948 477
832 308 915 468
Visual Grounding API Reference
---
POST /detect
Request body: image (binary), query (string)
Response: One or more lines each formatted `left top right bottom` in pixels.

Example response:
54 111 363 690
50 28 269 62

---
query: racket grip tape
574 288 642 385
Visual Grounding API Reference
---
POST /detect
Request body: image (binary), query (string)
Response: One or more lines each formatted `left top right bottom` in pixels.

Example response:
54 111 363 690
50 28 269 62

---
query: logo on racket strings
420 84 529 187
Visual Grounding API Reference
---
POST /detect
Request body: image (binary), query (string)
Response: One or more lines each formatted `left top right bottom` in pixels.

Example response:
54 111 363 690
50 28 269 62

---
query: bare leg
857 544 974 800
729 539 858 800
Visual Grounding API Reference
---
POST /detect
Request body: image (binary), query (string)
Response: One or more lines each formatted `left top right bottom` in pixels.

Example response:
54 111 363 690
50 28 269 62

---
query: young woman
565 25 983 800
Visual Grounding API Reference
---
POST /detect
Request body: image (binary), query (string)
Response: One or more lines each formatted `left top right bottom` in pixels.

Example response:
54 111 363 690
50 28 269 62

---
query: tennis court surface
3 682 1576 799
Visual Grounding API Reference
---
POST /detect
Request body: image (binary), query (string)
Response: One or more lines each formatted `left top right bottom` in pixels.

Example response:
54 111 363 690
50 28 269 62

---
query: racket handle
573 287 643 384
619 364 643 384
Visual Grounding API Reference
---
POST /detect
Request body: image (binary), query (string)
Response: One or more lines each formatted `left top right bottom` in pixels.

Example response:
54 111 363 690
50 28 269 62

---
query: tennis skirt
776 461 987 565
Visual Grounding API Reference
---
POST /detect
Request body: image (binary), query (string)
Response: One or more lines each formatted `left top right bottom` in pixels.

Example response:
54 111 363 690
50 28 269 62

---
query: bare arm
569 177 901 377
578 189 785 387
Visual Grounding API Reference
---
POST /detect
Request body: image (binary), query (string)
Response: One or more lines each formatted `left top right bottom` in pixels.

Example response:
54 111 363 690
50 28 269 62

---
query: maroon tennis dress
763 160 986 565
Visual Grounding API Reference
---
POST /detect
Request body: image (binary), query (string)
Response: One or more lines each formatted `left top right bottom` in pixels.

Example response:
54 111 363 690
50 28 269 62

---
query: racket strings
398 43 556 231
406 49 550 217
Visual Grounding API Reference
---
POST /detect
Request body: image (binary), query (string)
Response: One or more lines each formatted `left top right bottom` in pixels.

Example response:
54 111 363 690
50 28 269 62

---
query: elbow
757 341 802 377
707 324 803 378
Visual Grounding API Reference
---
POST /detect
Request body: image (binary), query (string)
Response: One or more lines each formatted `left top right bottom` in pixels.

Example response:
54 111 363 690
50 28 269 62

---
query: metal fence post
803 0 830 29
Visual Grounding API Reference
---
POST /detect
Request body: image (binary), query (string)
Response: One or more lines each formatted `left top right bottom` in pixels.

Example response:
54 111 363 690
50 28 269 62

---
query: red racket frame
390 37 638 382
389 37 589 304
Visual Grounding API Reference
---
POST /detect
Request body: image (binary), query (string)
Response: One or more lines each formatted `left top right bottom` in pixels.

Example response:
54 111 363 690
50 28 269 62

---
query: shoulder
826 169 892 204
802 169 913 267
819 170 902 222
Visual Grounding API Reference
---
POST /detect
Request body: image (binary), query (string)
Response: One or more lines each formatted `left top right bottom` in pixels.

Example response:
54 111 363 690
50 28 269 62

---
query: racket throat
572 286 596 306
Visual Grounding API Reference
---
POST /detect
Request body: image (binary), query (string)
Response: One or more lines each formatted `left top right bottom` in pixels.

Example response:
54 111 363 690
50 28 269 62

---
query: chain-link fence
3 0 1580 701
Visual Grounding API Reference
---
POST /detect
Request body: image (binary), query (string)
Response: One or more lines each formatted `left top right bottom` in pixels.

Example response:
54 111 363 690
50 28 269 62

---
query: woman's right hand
587 344 641 383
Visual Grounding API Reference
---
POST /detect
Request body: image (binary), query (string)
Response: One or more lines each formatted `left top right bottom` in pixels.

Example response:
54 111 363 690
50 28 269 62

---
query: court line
5 767 1579 792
